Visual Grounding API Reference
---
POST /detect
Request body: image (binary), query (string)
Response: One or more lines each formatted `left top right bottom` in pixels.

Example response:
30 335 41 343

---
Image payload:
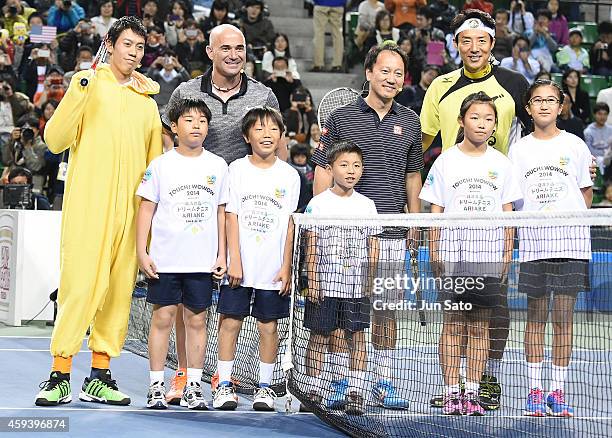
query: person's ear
170 121 178 134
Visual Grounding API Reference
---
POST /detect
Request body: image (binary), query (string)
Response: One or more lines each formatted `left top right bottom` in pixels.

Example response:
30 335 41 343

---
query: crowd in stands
0 0 610 209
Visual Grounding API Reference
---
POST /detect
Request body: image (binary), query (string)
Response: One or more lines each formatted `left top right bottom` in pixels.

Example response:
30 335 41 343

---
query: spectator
584 102 612 173
493 9 515 61
44 147 68 209
463 0 494 15
384 0 426 31
365 9 401 51
0 47 17 86
115 0 144 18
354 0 384 50
164 1 191 46
547 0 568 46
395 64 439 114
38 99 58 139
0 79 31 136
1 115 48 193
288 142 314 210
399 36 421 86
429 0 457 35
142 26 167 69
535 70 551 81
508 0 533 37
174 19 209 76
406 7 445 67
241 0 275 56
200 0 233 41
307 121 321 151
142 0 165 29
262 33 301 80
590 21 612 76
596 184 612 207
91 1 118 38
311 0 344 72
557 92 585 140
1 0 35 37
596 86 612 125
501 36 540 83
263 56 301 112
47 0 86 34
529 9 557 72
33 65 66 108
63 45 93 86
22 44 57 100
557 27 590 73
284 87 316 142
562 68 591 124
5 167 51 210
58 18 101 73
147 52 190 111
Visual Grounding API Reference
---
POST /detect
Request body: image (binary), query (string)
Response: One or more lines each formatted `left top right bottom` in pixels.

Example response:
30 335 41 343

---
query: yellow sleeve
44 70 92 154
420 81 440 138
147 101 163 165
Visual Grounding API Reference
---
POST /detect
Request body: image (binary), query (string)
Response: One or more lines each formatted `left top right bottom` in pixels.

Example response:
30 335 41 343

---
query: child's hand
227 261 242 288
138 253 159 279
304 280 321 304
274 265 291 296
211 257 227 281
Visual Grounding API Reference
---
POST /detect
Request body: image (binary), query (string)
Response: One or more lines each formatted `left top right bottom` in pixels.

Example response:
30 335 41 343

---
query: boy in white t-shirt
213 107 300 412
301 140 379 416
136 98 229 410
509 80 593 418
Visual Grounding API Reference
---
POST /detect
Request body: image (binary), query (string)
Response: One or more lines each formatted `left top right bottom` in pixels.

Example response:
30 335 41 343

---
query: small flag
29 25 57 44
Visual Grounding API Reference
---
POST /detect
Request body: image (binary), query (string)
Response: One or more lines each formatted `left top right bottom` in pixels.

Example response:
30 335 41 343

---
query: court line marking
0 407 312 415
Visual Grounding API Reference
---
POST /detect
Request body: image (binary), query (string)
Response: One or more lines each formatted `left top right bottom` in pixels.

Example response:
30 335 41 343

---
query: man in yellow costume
35 16 162 406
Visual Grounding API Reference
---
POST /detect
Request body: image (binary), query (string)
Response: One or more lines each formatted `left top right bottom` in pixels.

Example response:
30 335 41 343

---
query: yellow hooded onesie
45 65 162 358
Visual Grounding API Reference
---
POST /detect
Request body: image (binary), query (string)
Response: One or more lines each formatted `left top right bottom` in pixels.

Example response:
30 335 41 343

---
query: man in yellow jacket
35 16 162 406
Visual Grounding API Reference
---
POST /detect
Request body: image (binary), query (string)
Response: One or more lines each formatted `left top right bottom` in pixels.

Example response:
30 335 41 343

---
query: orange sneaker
211 371 240 394
166 369 187 405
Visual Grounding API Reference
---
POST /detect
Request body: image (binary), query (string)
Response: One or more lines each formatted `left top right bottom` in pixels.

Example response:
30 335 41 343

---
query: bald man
161 24 281 405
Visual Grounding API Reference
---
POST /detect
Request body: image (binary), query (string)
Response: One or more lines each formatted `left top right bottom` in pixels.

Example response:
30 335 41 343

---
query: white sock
149 370 164 385
527 361 543 390
375 349 393 382
348 370 366 393
551 364 568 392
187 368 202 386
259 361 275 386
465 381 478 394
331 352 349 379
218 360 234 384
486 359 502 377
459 356 467 380
445 384 460 394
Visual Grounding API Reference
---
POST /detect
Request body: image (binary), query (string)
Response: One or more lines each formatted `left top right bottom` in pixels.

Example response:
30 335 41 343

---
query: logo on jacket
559 156 570 166
207 175 217 185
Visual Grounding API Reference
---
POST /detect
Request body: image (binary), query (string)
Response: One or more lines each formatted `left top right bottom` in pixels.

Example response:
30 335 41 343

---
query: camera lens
21 128 34 143
8 6 17 15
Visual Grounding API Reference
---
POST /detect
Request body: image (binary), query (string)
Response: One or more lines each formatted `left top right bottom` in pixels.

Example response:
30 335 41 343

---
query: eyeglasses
529 97 560 106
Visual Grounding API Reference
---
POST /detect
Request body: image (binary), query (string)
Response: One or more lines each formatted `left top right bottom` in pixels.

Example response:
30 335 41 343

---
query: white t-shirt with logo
419 145 523 275
137 148 229 272
305 189 379 298
509 130 593 261
226 156 300 290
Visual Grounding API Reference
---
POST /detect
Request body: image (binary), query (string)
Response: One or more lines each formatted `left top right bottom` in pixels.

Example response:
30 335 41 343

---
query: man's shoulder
493 65 530 93
428 69 462 93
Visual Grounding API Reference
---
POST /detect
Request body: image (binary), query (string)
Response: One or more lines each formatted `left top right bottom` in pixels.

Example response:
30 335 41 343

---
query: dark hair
272 33 291 59
416 6 434 21
167 98 212 124
561 68 582 92
241 106 284 138
171 1 191 18
326 140 363 165
593 102 610 114
77 45 93 56
512 35 530 48
290 143 311 161
17 114 40 128
535 9 552 20
364 41 408 74
107 16 147 45
8 167 33 185
598 20 612 35
40 99 59 119
374 9 392 31
524 79 565 106
184 18 198 29
212 0 229 11
99 0 113 7
272 56 288 68
455 91 498 143
535 70 552 81
494 9 510 21
451 9 496 42
27 12 43 25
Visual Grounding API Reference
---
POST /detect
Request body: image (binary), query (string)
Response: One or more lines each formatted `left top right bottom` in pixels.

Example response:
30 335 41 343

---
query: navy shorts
438 277 504 309
217 285 290 320
519 258 589 298
146 273 213 310
304 297 371 335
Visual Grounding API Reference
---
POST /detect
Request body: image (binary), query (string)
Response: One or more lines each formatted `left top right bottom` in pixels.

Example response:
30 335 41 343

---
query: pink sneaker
442 392 463 415
463 392 485 416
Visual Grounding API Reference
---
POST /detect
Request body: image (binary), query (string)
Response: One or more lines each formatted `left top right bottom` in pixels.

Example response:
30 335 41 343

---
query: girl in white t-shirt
510 80 593 418
420 92 522 416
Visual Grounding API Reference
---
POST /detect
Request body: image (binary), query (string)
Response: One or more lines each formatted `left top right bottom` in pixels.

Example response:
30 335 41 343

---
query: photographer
0 79 32 135
0 47 17 87
63 46 93 86
529 9 558 73
48 0 86 34
4 167 51 210
283 87 315 143
33 66 66 108
2 0 35 37
174 19 209 76
591 21 612 76
142 26 167 69
406 7 446 67
508 0 534 37
146 51 190 111
58 18 101 73
263 56 301 112
1 115 48 194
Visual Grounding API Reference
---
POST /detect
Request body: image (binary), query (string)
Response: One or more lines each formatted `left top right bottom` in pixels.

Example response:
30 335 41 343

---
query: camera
185 29 198 38
292 93 306 102
62 0 72 8
21 125 34 143
8 5 18 16
50 77 63 86
80 22 90 32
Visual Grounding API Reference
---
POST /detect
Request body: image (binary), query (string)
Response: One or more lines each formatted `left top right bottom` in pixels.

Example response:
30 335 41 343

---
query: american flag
29 25 57 44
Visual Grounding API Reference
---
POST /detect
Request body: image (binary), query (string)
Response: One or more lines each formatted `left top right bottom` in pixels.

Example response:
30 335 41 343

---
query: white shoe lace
255 386 277 401
216 385 235 401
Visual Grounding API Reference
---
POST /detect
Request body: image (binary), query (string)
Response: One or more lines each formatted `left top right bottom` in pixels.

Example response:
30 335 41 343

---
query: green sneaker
79 370 131 405
35 372 72 406
479 374 501 410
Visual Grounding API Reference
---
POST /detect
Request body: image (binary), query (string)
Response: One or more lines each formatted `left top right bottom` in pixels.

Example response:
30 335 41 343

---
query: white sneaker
180 382 208 410
213 381 238 410
253 385 276 411
146 381 168 409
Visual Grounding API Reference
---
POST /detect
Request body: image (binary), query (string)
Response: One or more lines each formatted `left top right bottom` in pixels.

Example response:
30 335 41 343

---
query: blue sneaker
546 389 574 417
523 388 546 417
327 379 348 410
372 380 409 410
